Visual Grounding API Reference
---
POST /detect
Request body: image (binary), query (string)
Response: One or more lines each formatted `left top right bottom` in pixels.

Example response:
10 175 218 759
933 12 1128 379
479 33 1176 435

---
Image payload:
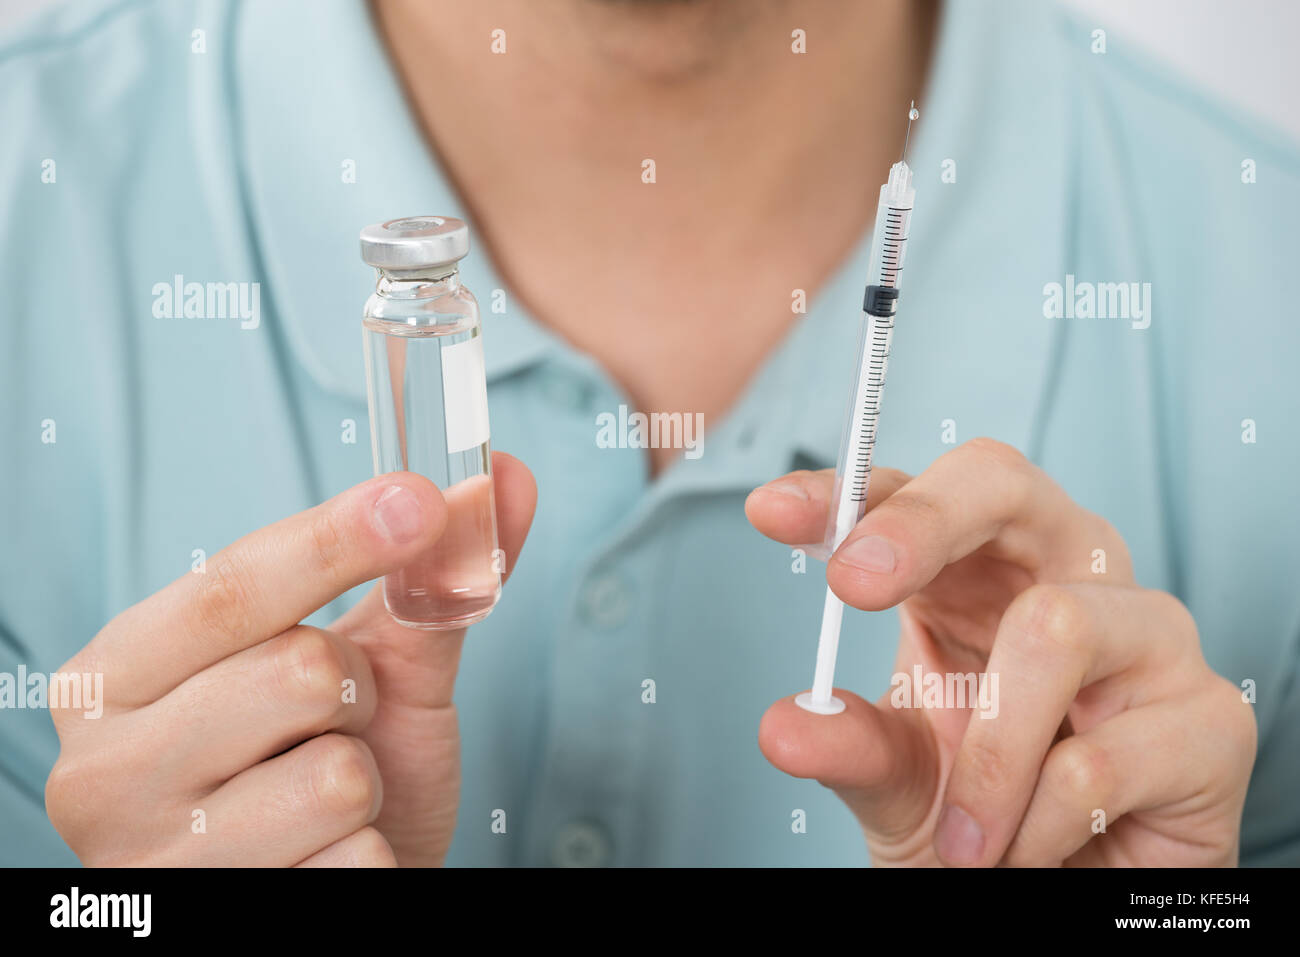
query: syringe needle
901 100 919 163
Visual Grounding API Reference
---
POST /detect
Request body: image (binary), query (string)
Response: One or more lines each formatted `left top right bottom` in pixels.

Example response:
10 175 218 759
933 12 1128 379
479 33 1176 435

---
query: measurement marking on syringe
847 318 894 502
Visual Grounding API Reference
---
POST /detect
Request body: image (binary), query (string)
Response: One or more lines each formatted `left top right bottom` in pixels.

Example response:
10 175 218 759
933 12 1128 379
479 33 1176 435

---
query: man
1 0 1295 866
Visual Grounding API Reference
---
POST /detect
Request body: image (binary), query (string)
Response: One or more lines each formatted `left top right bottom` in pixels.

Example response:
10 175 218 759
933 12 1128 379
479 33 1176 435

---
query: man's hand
746 438 1256 867
45 452 536 867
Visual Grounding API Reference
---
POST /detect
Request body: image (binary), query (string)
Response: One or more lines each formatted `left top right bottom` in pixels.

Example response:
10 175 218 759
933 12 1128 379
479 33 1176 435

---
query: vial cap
359 216 470 270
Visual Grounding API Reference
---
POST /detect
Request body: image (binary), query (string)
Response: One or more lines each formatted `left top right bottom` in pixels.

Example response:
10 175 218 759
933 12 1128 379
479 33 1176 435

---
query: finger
180 733 383 867
826 438 1131 613
486 450 539 585
294 826 397 868
758 688 940 851
745 468 911 547
88 473 449 709
933 584 1191 868
1002 679 1256 867
333 450 537 709
125 626 378 788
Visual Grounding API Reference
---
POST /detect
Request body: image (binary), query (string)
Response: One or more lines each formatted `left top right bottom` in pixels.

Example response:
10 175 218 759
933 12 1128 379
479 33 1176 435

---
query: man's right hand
44 453 536 867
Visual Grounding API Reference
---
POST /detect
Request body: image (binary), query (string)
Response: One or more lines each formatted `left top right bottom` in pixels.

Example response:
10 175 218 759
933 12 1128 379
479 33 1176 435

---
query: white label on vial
441 335 491 454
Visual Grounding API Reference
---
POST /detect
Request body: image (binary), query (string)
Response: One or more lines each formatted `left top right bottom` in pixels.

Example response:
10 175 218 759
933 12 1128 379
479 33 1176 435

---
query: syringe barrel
820 165 913 556
865 173 914 291
822 310 896 555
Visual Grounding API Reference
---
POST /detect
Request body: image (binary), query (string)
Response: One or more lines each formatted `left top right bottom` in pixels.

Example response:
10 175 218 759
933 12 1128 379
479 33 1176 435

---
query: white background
1062 0 1300 140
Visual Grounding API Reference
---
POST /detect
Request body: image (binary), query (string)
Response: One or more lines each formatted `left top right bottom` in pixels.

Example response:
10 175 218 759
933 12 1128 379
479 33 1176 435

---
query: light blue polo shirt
2 0 1298 866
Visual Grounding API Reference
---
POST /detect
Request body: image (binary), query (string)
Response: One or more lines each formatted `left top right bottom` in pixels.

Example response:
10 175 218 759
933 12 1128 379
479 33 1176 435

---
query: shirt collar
232 0 553 403
233 0 1070 494
648 0 1073 504
768 0 1073 479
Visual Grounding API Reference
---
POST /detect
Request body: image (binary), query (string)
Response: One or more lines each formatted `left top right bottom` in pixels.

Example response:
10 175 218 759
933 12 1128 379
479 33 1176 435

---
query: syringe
795 105 918 716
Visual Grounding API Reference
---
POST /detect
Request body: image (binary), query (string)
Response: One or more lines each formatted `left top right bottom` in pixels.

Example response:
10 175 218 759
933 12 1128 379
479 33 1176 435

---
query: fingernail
934 804 984 866
758 480 808 501
838 535 897 573
373 485 424 544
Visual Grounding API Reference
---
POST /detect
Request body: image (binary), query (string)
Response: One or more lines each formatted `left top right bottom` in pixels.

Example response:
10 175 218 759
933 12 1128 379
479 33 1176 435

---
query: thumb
759 688 940 850
333 451 538 709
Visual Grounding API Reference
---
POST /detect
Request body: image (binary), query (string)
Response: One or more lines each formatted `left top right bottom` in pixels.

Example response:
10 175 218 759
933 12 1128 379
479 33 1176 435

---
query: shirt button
550 820 613 867
578 571 632 630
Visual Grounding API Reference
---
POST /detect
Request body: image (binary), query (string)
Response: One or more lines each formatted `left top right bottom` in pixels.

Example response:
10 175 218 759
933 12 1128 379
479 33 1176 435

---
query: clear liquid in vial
363 316 502 630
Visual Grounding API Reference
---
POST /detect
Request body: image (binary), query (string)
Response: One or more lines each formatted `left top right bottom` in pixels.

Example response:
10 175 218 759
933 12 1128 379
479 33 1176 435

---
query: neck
371 0 937 474
373 0 934 269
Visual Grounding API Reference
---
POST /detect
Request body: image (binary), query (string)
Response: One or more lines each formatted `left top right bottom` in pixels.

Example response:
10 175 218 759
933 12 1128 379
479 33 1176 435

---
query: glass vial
360 216 501 630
